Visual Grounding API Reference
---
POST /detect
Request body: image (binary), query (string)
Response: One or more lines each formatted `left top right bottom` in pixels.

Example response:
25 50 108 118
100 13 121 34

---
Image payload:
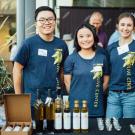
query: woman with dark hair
64 23 109 120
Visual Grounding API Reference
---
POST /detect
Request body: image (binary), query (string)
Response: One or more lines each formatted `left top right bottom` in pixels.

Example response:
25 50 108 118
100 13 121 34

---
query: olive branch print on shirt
90 64 103 79
52 49 63 64
123 52 135 67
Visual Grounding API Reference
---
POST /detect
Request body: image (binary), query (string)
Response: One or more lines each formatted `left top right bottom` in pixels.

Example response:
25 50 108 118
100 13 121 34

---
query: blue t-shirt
107 40 135 91
96 45 109 59
64 51 109 117
15 35 69 104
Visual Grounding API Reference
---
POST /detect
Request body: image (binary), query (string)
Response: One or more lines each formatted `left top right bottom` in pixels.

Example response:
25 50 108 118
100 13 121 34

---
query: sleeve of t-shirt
64 55 74 75
14 40 29 66
103 55 110 75
61 42 69 65
61 42 69 67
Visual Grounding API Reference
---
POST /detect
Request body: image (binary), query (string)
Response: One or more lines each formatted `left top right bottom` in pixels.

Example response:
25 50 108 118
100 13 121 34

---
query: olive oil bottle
55 87 63 111
34 89 44 133
46 89 55 132
73 100 80 133
63 100 71 132
43 100 46 130
81 100 89 133
54 99 62 132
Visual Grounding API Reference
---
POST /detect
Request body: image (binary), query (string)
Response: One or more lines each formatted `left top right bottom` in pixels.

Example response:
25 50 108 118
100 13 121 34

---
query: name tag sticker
94 65 102 72
117 45 129 55
38 49 47 56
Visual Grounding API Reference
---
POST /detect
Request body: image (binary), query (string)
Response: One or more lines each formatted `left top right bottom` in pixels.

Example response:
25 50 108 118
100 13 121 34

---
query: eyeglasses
37 17 55 24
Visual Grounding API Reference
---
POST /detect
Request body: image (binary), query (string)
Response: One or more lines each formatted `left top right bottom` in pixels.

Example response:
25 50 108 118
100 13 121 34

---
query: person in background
63 34 74 55
64 23 109 130
10 40 17 65
106 12 135 118
108 23 120 46
89 11 108 49
13 6 69 118
8 24 17 64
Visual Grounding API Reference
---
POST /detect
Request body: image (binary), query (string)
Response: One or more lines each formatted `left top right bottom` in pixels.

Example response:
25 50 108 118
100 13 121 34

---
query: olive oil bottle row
34 89 89 133
54 99 89 133
73 100 89 133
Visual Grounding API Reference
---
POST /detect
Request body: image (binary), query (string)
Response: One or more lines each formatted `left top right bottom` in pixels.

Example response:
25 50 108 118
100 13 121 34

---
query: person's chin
43 30 53 35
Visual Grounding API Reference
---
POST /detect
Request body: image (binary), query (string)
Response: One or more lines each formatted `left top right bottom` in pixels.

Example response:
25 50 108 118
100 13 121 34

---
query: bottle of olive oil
73 100 80 133
46 89 55 132
34 89 44 133
81 100 89 133
54 99 62 132
43 100 46 130
56 87 63 110
63 100 71 132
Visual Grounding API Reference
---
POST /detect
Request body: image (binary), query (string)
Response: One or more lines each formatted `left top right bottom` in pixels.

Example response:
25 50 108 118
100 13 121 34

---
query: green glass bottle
46 89 55 132
34 89 44 133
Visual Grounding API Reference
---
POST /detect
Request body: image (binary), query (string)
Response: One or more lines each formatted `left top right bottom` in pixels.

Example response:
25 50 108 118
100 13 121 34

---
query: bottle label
81 112 88 129
63 112 71 129
55 113 62 129
73 112 80 129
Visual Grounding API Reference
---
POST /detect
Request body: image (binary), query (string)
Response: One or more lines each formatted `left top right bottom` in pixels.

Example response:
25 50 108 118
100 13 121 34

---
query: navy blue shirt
107 40 135 91
64 51 109 117
15 35 69 104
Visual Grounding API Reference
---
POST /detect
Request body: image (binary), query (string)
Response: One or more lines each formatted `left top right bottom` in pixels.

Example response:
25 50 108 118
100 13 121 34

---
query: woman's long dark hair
74 23 99 52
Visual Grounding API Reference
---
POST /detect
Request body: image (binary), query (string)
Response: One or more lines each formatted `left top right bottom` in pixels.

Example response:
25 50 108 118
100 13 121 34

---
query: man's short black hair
35 6 56 20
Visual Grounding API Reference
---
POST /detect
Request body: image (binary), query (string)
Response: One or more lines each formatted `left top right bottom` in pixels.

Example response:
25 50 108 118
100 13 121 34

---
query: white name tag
94 65 102 72
117 45 129 55
38 49 47 56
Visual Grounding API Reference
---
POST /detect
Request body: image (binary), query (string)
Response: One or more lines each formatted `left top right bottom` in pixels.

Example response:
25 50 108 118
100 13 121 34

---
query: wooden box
1 94 32 135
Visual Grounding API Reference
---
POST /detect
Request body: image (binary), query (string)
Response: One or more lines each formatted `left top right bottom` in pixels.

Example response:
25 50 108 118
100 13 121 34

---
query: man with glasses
13 6 69 117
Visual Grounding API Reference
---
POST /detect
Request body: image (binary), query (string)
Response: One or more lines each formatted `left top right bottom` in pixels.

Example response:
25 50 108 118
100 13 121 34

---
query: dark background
60 7 135 42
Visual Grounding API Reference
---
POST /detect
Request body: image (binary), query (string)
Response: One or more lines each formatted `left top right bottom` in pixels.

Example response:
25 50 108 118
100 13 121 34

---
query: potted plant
0 57 14 104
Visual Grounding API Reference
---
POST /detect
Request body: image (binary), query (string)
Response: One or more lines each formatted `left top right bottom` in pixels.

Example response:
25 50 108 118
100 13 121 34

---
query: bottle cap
82 100 87 104
74 100 79 104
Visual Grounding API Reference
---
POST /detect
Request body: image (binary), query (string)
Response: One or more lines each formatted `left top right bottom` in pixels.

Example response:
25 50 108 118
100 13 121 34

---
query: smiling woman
106 12 135 118
64 23 109 118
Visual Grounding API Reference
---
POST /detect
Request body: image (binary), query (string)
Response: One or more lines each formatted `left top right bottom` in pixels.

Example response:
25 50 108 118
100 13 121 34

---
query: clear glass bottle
81 100 89 132
54 99 62 132
73 100 80 133
56 87 63 111
63 100 71 132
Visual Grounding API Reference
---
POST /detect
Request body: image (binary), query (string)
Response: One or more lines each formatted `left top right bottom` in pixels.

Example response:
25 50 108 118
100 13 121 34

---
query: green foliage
0 57 13 95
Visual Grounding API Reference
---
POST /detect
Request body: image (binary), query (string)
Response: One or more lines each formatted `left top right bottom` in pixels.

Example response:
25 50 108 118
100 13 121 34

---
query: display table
32 118 135 135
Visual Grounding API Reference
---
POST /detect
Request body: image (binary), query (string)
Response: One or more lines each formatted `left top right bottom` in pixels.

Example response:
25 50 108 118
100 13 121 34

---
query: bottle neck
65 104 69 109
56 104 61 109
48 89 51 97
82 104 87 108
74 103 79 108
